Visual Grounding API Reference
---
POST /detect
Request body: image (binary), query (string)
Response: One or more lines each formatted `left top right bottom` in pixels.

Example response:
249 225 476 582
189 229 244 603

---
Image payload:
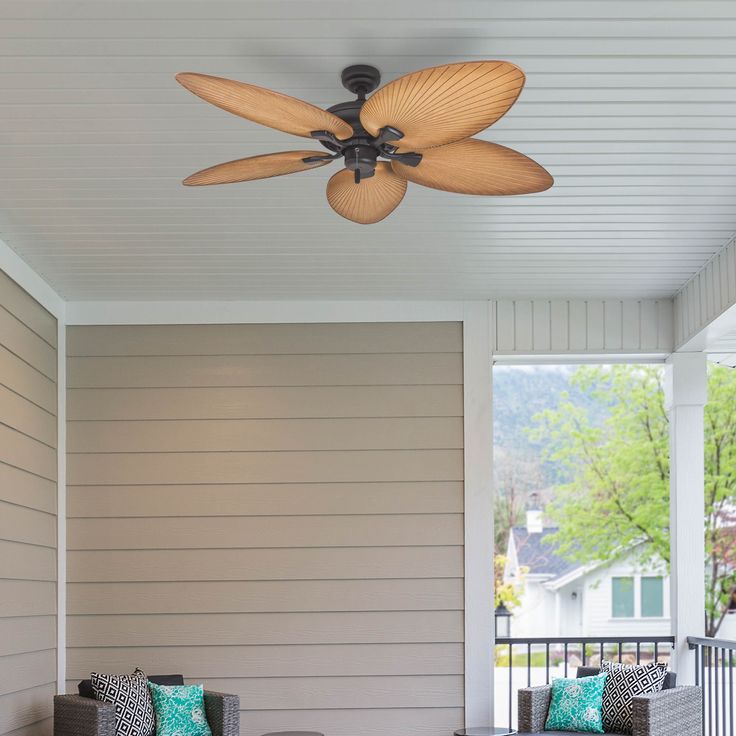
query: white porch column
664 352 707 683
463 302 494 726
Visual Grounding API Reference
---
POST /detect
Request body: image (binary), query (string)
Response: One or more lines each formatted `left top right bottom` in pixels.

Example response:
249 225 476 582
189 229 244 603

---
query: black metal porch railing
494 635 676 732
688 636 736 736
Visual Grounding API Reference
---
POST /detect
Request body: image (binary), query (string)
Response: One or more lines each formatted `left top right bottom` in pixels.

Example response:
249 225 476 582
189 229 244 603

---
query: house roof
511 526 580 579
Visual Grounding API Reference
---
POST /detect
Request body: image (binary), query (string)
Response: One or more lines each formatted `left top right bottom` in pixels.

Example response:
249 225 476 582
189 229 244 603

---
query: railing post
665 353 707 683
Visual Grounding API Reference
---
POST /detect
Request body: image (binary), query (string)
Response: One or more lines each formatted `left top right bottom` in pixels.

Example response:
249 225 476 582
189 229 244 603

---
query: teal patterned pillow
544 673 607 733
148 682 212 736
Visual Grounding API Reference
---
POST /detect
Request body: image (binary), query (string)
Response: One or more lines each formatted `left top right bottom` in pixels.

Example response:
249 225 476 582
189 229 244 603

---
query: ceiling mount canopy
175 61 553 225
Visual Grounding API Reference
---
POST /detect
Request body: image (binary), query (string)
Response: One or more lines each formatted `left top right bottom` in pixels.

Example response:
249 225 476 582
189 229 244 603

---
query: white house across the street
504 502 672 640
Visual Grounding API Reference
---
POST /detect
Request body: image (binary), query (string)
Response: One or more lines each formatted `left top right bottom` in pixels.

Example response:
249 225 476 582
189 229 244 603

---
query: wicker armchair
516 667 702 736
54 675 240 736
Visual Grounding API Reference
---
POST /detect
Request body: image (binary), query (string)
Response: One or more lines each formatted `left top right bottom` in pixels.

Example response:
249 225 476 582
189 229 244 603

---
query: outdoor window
641 576 664 617
612 577 635 618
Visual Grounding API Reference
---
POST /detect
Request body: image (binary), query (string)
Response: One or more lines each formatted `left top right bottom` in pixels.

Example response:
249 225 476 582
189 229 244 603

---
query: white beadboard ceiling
1 0 736 301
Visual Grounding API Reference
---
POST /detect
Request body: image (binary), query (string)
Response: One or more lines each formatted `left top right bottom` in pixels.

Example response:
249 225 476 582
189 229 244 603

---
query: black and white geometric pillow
91 668 156 736
600 660 668 734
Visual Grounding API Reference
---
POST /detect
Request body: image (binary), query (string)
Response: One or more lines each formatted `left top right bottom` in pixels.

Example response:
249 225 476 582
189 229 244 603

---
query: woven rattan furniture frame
516 675 702 736
54 689 240 736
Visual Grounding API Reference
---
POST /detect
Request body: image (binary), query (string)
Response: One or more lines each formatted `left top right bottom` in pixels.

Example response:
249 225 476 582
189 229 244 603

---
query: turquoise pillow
545 672 607 733
148 682 212 736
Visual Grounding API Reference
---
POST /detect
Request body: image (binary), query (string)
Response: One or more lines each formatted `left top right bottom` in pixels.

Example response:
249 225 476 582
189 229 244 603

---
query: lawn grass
494 649 563 667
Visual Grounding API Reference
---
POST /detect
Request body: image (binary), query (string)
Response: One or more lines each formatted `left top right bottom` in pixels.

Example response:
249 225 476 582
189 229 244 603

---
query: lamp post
495 602 512 639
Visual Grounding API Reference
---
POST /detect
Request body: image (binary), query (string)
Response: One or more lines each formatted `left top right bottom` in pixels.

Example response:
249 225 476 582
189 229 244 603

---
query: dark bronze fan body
315 65 421 183
176 60 553 224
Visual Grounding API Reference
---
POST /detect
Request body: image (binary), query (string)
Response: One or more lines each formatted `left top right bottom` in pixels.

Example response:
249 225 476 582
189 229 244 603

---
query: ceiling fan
175 61 553 224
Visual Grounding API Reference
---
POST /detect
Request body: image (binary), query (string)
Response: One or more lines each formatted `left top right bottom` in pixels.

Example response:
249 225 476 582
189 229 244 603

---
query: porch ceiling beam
491 298 673 357
674 233 736 351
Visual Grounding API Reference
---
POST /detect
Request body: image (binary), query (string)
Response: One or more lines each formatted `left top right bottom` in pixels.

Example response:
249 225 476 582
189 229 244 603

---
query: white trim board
64 300 465 325
494 353 669 365
64 298 676 360
1 239 67 695
462 301 495 727
56 318 66 694
0 237 65 320
674 234 736 351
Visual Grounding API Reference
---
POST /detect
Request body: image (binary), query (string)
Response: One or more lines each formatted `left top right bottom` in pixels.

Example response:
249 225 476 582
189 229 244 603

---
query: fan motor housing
326 99 368 136
343 144 378 179
309 66 423 176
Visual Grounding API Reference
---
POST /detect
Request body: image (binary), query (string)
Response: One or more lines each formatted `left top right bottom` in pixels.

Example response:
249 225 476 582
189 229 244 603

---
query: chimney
526 492 543 534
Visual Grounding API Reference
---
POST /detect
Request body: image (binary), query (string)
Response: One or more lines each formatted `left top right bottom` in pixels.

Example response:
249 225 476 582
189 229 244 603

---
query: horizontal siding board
0 501 55 548
50 704 462 736
0 271 56 347
212 707 463 736
68 546 463 582
0 271 57 735
0 385 56 447
2 717 52 736
193 675 463 710
67 612 464 647
67 449 464 486
68 514 463 550
0 540 55 581
67 481 463 518
0 346 56 414
0 425 57 481
0 463 56 514
0 650 56 697
67 417 463 453
66 322 463 727
66 323 463 357
67 579 463 615
67 385 463 421
0 685 54 735
0 581 56 618
66 353 463 389
0 617 55 657
0 307 56 380
67 642 463 678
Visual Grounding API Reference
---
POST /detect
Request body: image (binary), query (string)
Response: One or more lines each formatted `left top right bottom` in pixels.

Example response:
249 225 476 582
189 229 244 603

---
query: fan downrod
341 65 381 99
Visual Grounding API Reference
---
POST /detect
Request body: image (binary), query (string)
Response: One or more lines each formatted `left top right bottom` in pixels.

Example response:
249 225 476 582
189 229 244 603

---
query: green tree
530 364 736 637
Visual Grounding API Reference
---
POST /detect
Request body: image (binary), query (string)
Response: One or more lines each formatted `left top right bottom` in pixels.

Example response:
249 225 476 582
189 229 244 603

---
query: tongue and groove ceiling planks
1 0 735 300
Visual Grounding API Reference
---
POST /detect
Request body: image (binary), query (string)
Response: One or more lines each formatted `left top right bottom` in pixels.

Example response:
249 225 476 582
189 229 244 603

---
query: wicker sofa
516 666 702 736
53 675 240 736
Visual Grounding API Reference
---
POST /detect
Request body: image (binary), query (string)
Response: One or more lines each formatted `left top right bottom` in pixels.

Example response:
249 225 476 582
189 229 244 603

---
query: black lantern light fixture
494 602 512 639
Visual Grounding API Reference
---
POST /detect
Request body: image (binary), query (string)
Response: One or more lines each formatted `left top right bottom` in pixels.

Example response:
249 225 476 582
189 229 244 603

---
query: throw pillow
91 668 156 736
544 672 607 733
148 682 212 736
601 660 668 734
